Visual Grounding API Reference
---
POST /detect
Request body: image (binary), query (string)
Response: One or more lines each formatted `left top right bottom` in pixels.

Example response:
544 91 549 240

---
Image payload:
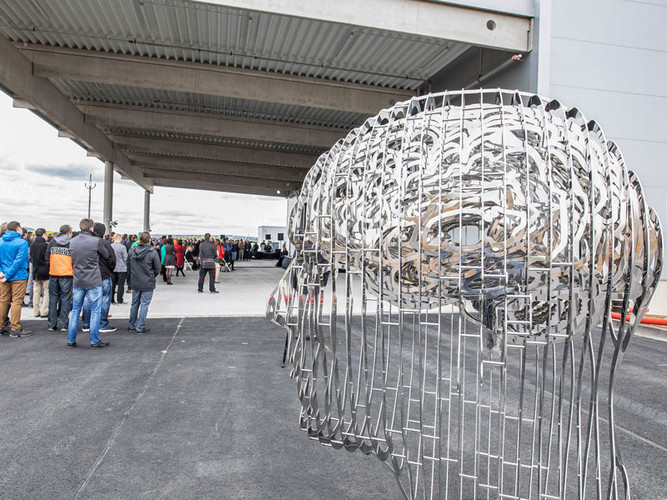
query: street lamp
84 174 96 219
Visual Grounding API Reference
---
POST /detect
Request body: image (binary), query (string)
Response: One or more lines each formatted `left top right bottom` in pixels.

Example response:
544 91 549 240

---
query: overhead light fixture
277 190 281 194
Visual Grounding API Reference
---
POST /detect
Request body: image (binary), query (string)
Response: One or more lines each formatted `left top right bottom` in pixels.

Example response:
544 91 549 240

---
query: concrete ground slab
110 260 283 320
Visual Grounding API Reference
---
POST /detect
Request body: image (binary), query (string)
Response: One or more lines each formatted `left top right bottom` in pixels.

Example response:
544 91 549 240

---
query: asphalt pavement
0 314 664 499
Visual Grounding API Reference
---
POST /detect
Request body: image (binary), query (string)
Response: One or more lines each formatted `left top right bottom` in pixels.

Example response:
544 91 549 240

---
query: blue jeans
82 278 112 329
129 290 153 332
68 286 102 345
47 277 72 329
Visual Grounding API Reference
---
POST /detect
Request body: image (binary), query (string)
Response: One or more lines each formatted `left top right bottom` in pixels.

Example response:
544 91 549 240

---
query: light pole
85 174 96 219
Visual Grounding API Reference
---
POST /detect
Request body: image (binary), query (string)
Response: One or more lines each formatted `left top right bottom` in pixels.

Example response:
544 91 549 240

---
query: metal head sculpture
268 89 662 499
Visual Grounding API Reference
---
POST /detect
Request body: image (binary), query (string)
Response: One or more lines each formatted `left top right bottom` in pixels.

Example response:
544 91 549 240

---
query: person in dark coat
197 233 219 293
163 238 176 285
231 240 239 270
29 228 50 318
81 223 116 333
127 232 161 333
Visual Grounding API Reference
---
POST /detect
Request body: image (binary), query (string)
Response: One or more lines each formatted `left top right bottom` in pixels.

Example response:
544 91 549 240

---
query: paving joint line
70 317 187 500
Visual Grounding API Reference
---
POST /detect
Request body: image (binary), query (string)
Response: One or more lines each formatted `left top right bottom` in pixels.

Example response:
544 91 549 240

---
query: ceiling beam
0 36 151 191
143 168 298 192
21 45 413 115
152 179 292 198
111 134 318 168
130 154 308 182
79 103 344 149
205 0 533 52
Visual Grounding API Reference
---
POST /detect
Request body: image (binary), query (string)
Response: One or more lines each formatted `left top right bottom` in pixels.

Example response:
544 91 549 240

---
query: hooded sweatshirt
46 234 73 278
92 223 116 280
0 230 29 281
127 244 161 291
30 236 50 280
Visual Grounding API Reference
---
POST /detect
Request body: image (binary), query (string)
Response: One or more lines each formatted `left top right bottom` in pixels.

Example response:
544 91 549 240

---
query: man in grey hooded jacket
67 218 111 349
127 231 161 334
81 223 116 333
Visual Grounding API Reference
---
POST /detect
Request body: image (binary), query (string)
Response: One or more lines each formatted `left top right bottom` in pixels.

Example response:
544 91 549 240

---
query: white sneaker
100 327 117 333
82 328 90 332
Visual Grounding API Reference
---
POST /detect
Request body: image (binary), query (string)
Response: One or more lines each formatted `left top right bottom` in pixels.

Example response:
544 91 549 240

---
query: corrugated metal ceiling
0 0 467 91
109 129 328 156
51 78 369 129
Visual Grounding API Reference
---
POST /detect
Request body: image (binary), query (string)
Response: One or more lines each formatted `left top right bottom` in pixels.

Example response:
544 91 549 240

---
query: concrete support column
143 190 151 233
103 160 114 235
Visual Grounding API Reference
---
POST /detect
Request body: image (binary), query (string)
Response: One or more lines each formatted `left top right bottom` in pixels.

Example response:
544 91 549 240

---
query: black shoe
137 328 150 334
111 300 116 304
67 342 76 348
198 290 203 293
90 341 110 349
127 327 136 332
210 290 219 294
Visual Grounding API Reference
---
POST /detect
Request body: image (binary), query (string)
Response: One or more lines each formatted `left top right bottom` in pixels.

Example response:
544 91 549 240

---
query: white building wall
548 0 667 309
257 225 287 250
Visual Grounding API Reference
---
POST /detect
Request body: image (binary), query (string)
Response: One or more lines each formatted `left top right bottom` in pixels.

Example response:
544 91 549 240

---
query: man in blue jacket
0 221 31 337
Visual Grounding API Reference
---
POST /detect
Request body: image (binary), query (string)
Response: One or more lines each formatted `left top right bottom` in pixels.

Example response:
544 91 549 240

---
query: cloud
25 163 102 181
0 157 22 172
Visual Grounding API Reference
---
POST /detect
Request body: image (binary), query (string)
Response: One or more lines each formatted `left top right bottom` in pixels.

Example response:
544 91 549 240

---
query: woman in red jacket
174 239 185 277
215 238 224 283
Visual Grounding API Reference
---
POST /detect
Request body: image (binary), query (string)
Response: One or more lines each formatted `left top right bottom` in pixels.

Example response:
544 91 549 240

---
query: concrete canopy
0 0 533 198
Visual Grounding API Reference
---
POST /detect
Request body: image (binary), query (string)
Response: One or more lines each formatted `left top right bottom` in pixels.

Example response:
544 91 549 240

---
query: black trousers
112 272 127 303
198 267 216 292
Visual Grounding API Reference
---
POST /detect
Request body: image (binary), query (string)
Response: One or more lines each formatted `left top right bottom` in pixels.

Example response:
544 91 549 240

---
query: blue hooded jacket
0 230 29 281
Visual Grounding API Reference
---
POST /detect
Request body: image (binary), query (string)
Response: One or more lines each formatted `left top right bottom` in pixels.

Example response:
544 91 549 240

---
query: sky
0 91 288 238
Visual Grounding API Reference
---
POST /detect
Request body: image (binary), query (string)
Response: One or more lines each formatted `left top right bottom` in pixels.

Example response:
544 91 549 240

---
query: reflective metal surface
267 90 662 499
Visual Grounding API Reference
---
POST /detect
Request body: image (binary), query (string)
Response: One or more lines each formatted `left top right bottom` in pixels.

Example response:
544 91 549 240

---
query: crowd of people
0 219 277 349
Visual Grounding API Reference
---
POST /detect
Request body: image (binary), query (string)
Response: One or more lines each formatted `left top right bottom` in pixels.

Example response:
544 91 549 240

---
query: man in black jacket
29 228 50 318
67 218 112 349
81 223 116 333
197 233 218 294
127 232 161 333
